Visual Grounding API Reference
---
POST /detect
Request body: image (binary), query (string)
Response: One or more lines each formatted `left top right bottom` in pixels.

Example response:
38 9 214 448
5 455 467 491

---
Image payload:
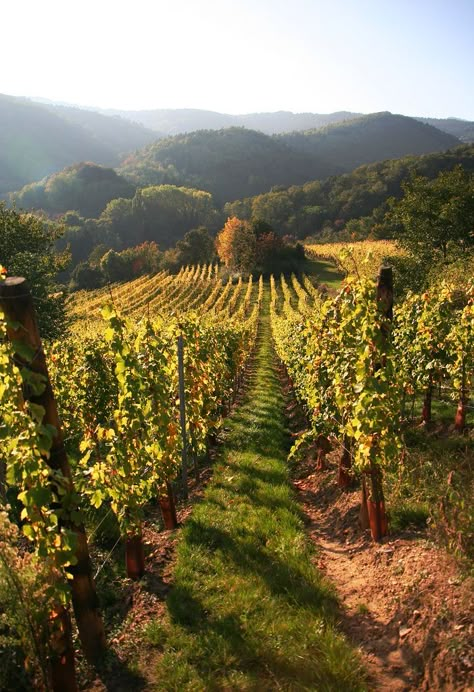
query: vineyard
305 240 405 279
1 258 473 691
271 269 473 541
0 266 263 689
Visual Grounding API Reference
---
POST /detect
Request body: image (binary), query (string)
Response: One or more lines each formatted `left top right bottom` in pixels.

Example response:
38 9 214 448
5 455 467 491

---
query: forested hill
277 112 460 172
224 144 474 238
117 115 460 204
41 103 158 153
0 94 157 194
11 162 135 218
118 127 343 204
416 117 474 143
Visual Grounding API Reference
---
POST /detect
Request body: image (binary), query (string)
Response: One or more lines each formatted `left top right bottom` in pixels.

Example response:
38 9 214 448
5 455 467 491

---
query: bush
0 509 55 690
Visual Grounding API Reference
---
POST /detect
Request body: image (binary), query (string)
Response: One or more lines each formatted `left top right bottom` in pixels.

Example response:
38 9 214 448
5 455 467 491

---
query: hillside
34 101 474 142
118 127 342 204
0 94 158 194
43 103 158 153
11 162 135 218
416 116 474 142
277 112 460 172
101 106 363 135
118 114 459 205
224 144 474 237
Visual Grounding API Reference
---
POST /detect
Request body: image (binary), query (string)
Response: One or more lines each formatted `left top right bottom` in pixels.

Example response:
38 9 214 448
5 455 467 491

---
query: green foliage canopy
387 165 474 262
0 204 67 337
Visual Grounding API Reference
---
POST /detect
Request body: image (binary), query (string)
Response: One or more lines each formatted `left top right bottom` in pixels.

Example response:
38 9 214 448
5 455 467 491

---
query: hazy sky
2 0 473 118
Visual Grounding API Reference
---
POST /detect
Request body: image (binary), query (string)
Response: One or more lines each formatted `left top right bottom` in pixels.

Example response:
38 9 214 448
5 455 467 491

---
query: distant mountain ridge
27 96 474 141
97 107 365 136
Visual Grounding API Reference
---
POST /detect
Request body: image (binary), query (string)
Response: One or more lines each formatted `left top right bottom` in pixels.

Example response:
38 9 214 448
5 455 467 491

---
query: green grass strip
148 288 366 691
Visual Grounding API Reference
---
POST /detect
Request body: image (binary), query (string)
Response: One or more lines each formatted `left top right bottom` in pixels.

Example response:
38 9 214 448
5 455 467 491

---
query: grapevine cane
0 278 106 667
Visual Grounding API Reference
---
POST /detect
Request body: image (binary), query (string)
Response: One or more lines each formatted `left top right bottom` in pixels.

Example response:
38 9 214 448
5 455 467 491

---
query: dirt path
292 456 474 692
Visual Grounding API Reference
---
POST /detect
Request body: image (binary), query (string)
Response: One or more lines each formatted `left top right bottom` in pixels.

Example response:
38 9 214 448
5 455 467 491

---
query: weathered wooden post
125 532 145 579
368 265 393 540
177 334 188 499
159 482 178 529
454 359 467 432
0 277 106 671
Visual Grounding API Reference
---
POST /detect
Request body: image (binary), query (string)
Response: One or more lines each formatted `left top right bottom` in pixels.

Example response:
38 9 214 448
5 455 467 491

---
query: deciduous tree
216 217 256 272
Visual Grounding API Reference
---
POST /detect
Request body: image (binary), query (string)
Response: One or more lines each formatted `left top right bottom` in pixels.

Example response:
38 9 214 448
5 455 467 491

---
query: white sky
1 0 473 118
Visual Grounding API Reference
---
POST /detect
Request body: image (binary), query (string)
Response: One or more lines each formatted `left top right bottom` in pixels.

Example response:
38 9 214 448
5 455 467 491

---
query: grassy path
148 288 365 690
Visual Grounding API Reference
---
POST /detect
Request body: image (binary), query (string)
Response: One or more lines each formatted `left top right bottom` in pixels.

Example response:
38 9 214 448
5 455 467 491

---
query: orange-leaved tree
216 217 256 272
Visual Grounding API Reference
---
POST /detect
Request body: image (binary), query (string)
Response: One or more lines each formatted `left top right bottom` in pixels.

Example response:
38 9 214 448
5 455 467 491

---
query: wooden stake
365 265 394 541
0 277 106 664
159 482 178 529
454 359 467 432
125 532 145 579
422 378 433 424
177 335 188 499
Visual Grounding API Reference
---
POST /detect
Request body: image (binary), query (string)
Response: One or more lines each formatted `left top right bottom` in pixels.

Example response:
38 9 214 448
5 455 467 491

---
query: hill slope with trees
224 144 474 238
416 116 474 142
11 162 135 218
118 116 460 205
277 112 460 172
0 94 158 194
118 127 342 204
42 103 158 153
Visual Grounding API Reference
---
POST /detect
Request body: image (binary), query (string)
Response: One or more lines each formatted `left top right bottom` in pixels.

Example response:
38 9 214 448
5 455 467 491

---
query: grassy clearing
304 257 344 292
147 289 365 691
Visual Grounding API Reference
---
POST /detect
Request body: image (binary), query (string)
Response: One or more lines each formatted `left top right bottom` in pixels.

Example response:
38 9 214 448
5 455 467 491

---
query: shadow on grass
151 291 366 690
181 521 338 615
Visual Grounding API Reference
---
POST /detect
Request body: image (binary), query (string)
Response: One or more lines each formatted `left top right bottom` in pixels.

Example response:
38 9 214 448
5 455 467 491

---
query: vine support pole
177 335 188 499
0 277 106 668
454 359 467 432
367 265 394 541
159 482 178 529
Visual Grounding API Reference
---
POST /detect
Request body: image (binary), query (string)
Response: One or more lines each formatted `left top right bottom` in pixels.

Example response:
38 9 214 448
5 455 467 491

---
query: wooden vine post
367 265 393 541
0 278 107 674
454 359 467 432
422 374 433 424
125 533 145 579
159 482 178 529
177 334 188 499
